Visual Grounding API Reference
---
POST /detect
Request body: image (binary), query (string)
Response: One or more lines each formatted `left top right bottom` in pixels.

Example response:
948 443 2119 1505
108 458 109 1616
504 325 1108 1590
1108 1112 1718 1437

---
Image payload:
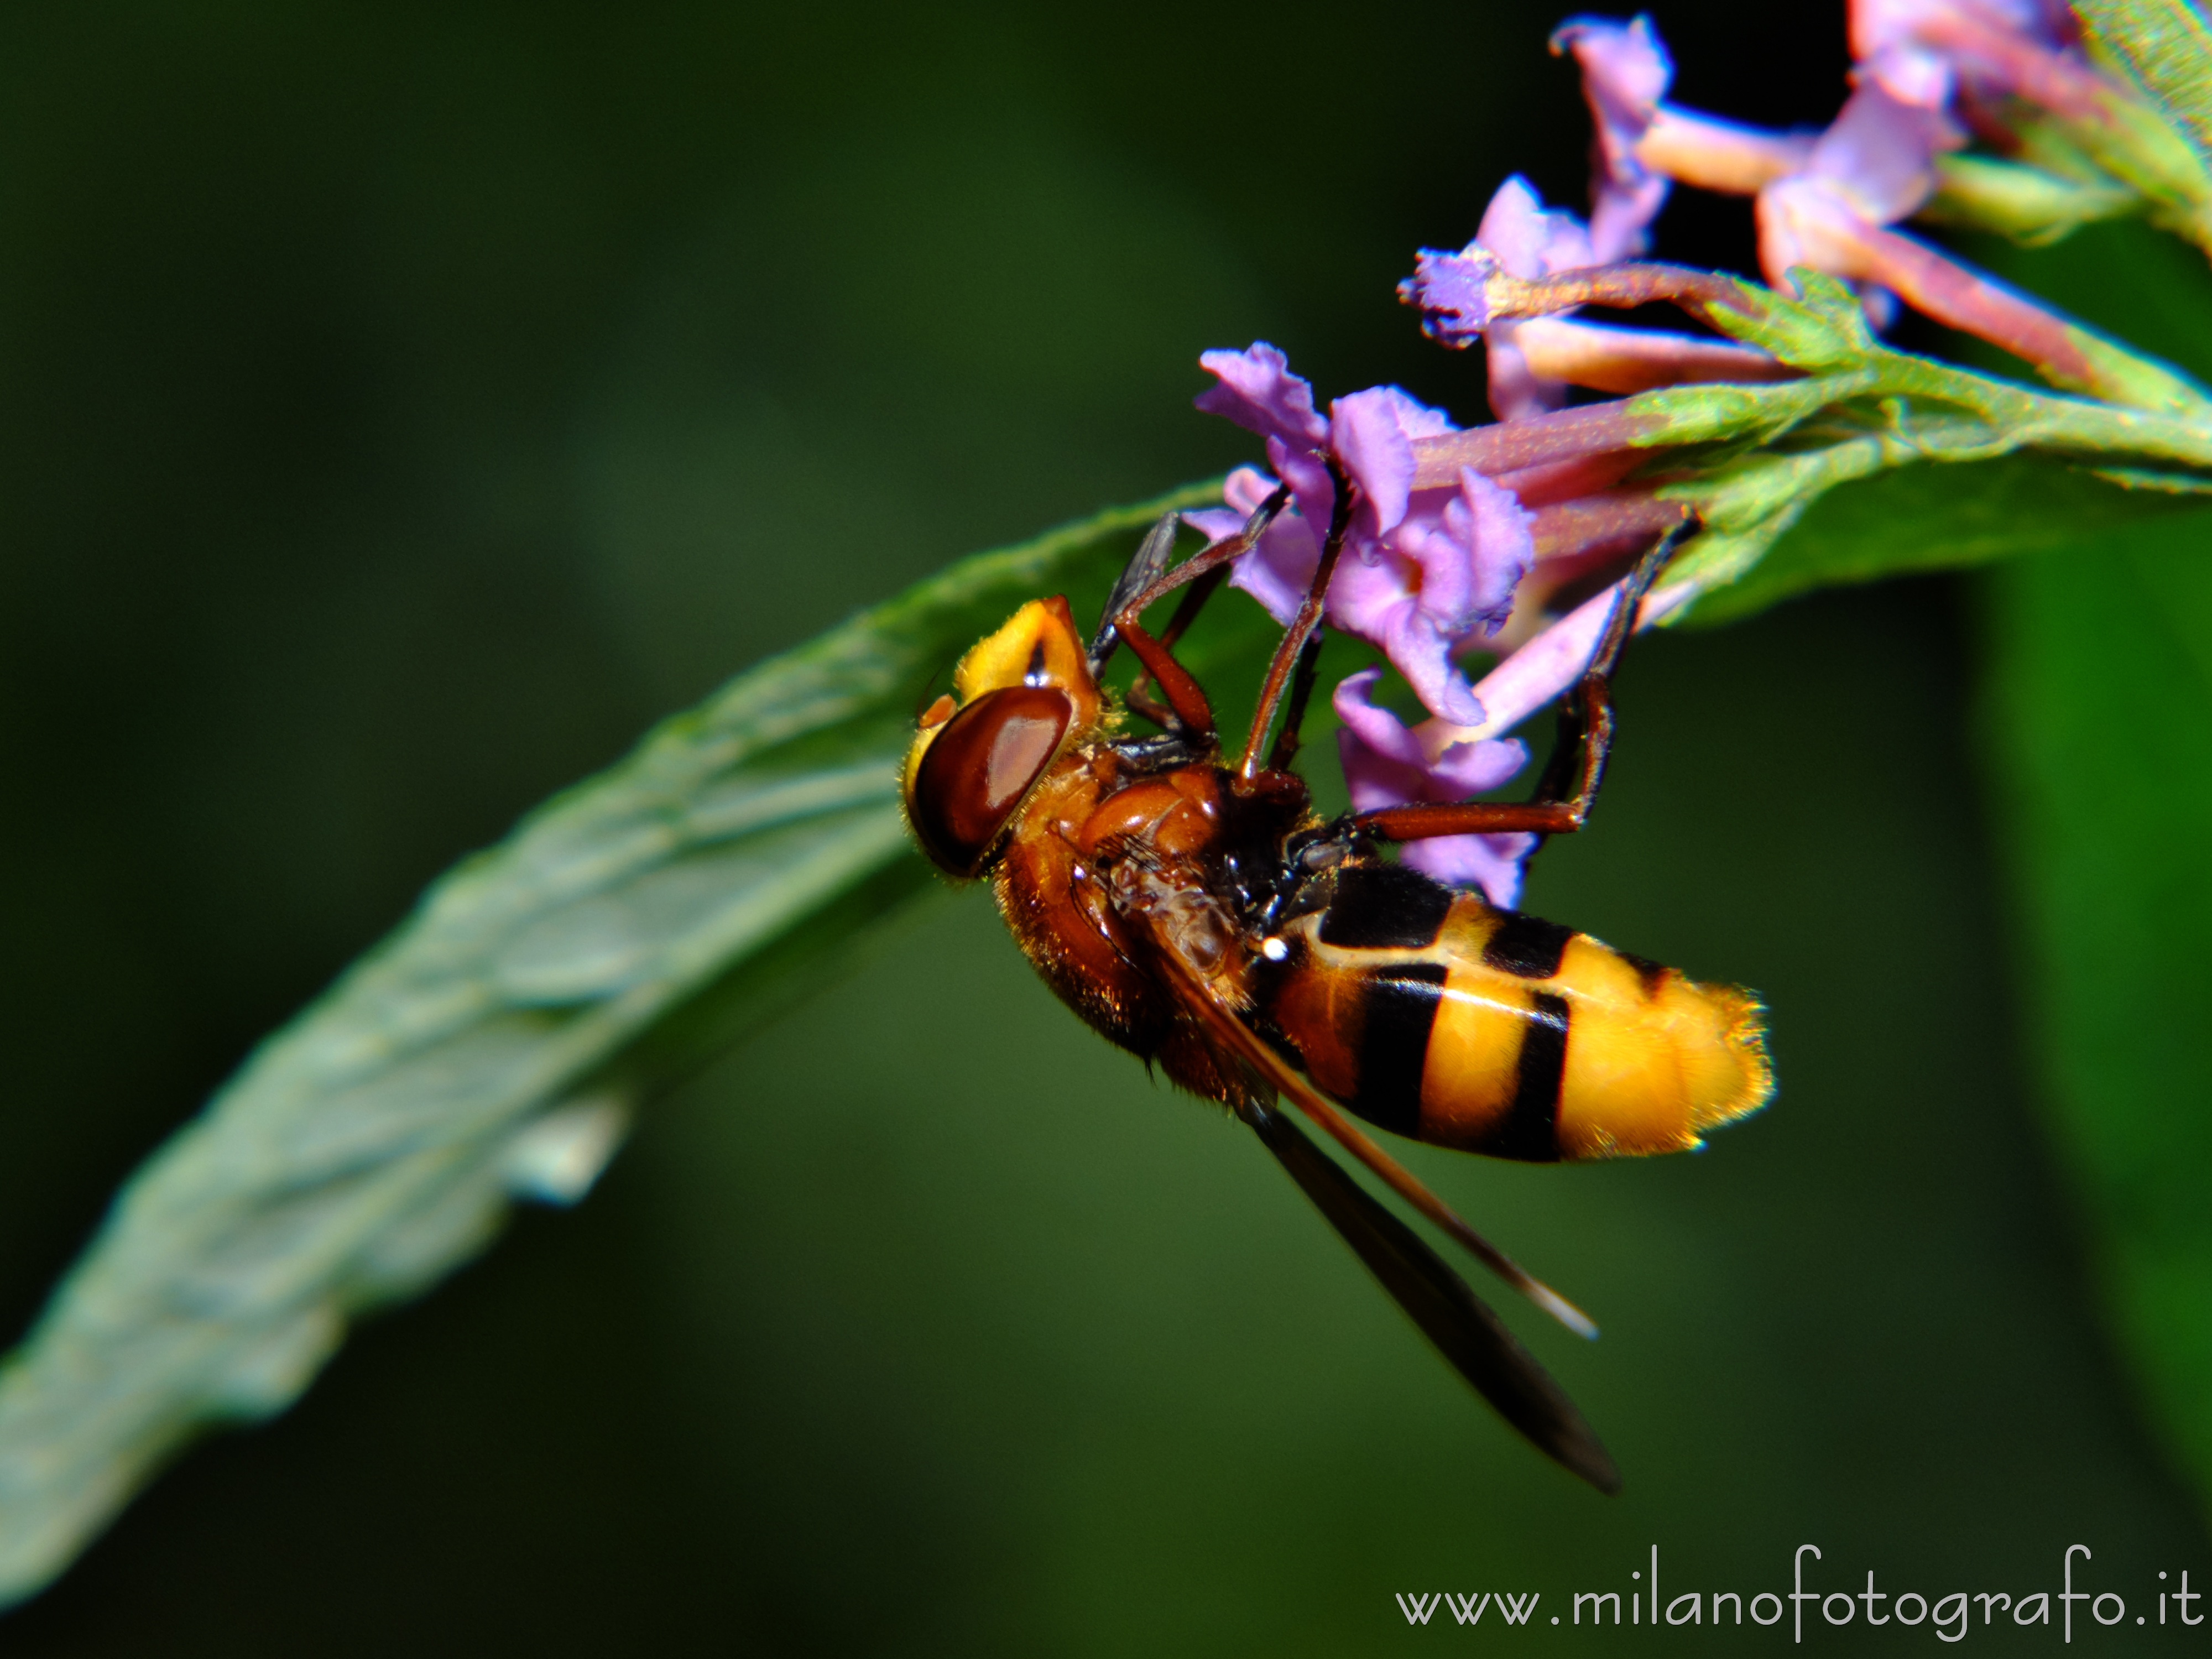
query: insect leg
1350 519 1692 847
1125 562 1232 729
1107 485 1293 738
1239 455 1354 780
1242 1099 1620 1493
1264 629 1326 773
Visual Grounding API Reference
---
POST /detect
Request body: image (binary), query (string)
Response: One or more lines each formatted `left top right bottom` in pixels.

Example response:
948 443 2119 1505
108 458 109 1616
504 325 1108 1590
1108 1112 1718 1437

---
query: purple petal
1227 518 1319 626
1457 469 1537 632
1853 0 2075 108
1195 343 1329 450
1334 671 1525 797
1553 13 1673 154
1589 173 1671 264
1806 81 1955 222
1859 38 1956 108
1325 540 1490 725
1554 14 1676 260
1328 387 1453 536
1332 667 1429 770
1192 466 1318 628
1183 505 1245 544
1385 608 1488 728
1388 507 1476 628
1182 466 1278 545
1267 437 1339 561
1401 831 1541 910
1479 175 1598 279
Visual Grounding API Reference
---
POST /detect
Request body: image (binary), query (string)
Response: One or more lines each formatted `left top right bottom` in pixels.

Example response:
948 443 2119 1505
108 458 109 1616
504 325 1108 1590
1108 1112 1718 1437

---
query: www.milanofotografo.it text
1396 1547 2208 1640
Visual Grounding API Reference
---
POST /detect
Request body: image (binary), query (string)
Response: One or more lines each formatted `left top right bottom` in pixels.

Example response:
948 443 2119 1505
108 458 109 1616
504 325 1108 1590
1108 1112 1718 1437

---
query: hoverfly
900 481 1771 1492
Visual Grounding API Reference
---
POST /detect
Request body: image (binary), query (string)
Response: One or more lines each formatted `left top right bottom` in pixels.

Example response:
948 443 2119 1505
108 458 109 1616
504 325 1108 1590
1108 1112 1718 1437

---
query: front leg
1350 519 1690 848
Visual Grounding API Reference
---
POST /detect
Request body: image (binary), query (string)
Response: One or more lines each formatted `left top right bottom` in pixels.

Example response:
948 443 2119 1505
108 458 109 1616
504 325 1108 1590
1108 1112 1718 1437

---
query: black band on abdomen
1347 963 1448 1138
1482 912 1574 979
1481 990 1568 1161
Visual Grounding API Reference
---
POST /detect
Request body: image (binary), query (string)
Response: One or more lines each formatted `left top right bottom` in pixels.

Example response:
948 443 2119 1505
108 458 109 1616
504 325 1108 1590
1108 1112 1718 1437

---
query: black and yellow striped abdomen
1259 864 1772 1162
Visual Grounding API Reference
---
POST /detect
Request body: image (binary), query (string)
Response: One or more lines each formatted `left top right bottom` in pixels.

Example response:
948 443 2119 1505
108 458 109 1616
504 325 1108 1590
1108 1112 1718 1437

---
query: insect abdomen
1265 864 1772 1162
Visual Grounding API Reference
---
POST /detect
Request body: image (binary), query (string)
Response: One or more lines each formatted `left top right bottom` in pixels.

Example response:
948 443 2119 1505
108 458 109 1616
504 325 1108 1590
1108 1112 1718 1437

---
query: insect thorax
989 738 1314 1105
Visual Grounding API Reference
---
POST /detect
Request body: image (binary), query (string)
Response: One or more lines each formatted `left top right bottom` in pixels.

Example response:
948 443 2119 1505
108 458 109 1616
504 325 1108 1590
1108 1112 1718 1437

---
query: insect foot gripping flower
1332 669 1537 907
1185 343 1535 729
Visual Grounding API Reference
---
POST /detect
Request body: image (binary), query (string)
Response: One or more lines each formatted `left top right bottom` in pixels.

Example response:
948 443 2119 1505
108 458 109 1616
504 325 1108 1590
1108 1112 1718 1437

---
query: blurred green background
0 1 2204 1651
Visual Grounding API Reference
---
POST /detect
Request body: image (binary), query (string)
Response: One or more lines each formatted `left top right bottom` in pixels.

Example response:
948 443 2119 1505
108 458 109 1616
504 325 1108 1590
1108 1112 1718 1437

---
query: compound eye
909 685 1073 876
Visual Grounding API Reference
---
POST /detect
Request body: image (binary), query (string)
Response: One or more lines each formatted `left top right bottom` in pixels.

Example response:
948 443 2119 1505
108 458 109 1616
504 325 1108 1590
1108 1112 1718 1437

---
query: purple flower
1192 340 1329 450
1188 345 1537 727
1333 670 1537 907
1402 180 1794 410
1755 81 1957 300
1551 14 1674 261
1797 80 1953 225
1474 178 1596 420
1853 0 2077 114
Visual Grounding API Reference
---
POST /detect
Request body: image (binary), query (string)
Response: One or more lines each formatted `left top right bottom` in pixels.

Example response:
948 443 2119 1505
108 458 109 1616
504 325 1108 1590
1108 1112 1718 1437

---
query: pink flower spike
1333 669 1537 907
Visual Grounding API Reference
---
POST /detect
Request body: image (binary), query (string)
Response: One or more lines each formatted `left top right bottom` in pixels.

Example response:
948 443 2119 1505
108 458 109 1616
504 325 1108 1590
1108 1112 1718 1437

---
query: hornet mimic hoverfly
900 482 1772 1492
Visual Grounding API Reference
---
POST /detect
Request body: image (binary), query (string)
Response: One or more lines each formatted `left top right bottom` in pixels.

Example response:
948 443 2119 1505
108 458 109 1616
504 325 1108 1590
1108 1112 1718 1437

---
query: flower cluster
1411 2 2212 410
1183 0 2212 909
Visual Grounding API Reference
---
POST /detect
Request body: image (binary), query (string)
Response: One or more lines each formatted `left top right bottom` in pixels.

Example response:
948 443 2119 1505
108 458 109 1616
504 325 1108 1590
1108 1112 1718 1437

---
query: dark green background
0 2 2201 1651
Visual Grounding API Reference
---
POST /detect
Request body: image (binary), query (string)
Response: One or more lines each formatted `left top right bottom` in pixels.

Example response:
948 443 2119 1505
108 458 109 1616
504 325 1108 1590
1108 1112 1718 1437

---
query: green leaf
2078 0 2212 174
1707 270 1881 371
0 481 1227 1608
1680 450 2212 625
1958 209 2212 1531
1983 524 2212 1525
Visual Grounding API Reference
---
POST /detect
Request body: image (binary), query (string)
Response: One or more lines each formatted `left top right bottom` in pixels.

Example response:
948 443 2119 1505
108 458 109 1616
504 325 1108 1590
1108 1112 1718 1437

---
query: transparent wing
1245 1099 1621 1494
1142 931 1620 1493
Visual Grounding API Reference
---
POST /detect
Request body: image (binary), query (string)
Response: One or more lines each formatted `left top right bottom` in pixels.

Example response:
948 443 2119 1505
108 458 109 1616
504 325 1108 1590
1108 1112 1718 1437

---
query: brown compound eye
908 685 1073 876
